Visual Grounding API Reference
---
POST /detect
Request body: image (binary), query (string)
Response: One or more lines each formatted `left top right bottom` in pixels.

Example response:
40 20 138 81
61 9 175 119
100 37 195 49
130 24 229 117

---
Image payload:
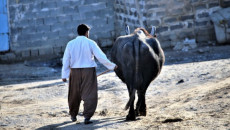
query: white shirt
61 36 116 79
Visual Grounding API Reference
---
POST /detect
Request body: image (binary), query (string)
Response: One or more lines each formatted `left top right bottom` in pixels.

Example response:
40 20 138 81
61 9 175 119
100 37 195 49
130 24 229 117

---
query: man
62 24 117 124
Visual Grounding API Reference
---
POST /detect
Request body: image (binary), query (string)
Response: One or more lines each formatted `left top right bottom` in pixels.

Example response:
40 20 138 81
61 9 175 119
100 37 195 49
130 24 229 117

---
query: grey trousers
68 67 98 119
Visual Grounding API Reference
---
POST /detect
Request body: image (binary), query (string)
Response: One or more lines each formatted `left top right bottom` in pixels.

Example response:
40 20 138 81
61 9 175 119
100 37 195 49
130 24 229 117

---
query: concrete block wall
114 0 230 48
0 0 114 62
114 0 147 36
1 0 230 62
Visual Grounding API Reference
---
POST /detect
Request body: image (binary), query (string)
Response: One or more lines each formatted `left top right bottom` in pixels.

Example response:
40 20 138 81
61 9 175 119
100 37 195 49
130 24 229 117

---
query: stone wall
114 0 230 48
0 0 114 62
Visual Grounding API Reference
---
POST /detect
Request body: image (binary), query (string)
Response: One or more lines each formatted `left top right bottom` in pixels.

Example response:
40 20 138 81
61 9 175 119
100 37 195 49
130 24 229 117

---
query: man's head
77 24 90 37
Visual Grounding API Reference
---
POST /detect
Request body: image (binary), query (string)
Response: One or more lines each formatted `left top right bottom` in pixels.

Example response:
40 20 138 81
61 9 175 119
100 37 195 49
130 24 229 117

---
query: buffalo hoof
135 110 146 116
126 115 136 121
139 111 146 116
135 110 139 116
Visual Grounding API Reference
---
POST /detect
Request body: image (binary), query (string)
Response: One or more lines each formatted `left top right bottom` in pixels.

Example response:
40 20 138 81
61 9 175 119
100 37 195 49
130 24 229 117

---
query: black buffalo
111 27 165 121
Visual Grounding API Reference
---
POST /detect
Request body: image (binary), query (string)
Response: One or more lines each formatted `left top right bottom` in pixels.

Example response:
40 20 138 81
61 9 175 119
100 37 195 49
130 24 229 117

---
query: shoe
71 116 77 122
84 118 93 125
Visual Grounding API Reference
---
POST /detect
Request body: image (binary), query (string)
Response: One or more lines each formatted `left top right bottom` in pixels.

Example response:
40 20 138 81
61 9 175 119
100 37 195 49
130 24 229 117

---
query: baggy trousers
68 68 97 119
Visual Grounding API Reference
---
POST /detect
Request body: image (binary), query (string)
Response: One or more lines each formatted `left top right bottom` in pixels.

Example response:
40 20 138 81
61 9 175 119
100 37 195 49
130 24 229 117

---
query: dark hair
77 24 90 36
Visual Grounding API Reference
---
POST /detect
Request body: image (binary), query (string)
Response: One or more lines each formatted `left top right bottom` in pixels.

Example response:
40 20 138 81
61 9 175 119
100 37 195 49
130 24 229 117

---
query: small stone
190 107 197 111
99 109 108 116
217 96 223 98
173 42 184 50
198 49 205 53
24 61 29 66
177 79 184 84
182 46 189 52
224 123 229 126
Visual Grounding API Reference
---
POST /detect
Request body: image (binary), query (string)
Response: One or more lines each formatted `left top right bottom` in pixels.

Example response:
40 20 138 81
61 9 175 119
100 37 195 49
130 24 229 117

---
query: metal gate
0 0 9 52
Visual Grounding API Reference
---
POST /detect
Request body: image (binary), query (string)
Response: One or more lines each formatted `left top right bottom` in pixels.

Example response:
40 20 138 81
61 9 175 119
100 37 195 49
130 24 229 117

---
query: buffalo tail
124 88 136 110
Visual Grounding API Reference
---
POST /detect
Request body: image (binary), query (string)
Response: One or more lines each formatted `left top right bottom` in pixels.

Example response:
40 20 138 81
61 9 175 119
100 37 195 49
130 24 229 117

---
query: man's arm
91 42 116 70
61 44 71 82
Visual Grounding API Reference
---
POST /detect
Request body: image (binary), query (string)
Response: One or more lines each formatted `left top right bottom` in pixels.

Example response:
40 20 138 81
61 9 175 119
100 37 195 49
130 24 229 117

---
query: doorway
0 0 9 52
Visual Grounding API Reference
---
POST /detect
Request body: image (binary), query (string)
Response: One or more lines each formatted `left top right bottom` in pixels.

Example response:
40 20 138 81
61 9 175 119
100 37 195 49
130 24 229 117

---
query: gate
0 0 9 52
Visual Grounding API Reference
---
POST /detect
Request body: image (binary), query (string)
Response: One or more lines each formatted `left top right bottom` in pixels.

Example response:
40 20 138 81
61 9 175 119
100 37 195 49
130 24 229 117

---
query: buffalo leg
135 90 146 116
126 87 136 121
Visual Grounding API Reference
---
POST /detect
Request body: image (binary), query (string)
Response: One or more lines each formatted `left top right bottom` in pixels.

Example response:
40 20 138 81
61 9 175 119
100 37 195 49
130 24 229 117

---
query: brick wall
114 0 230 48
0 0 114 62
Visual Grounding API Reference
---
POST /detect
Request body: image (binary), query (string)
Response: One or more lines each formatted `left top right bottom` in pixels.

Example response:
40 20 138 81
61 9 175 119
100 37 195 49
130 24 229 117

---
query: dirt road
0 45 230 130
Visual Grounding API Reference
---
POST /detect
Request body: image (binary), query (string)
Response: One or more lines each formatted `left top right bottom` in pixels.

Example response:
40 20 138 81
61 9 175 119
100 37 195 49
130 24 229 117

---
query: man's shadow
36 116 128 130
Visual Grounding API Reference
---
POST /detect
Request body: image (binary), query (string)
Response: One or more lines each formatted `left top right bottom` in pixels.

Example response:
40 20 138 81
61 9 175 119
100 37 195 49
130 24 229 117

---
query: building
0 0 230 62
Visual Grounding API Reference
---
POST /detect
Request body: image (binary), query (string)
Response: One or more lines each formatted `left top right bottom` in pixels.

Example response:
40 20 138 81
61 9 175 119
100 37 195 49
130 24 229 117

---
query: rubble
173 38 197 51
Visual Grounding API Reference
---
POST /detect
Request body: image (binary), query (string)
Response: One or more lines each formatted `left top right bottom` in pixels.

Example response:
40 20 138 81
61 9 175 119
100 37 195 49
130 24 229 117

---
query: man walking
61 24 117 124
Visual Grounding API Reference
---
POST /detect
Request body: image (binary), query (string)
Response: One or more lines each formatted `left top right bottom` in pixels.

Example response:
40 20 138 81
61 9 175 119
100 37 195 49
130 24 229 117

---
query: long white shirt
61 36 116 79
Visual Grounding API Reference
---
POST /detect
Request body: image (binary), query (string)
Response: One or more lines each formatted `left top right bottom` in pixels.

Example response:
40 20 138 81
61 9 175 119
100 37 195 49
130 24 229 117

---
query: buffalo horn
150 26 156 36
126 25 130 35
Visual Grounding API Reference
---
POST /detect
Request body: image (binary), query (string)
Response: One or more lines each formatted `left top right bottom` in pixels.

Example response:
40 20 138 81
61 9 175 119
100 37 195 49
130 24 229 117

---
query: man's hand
62 78 67 82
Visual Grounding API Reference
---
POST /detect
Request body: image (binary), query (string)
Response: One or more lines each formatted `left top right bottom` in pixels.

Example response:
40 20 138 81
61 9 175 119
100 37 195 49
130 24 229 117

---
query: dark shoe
84 119 93 125
71 116 77 122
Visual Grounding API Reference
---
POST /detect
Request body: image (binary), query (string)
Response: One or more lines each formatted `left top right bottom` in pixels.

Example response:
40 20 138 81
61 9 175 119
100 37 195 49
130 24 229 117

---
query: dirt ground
0 45 230 130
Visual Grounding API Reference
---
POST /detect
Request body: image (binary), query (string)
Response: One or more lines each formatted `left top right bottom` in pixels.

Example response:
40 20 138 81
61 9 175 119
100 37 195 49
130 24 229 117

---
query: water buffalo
111 26 165 121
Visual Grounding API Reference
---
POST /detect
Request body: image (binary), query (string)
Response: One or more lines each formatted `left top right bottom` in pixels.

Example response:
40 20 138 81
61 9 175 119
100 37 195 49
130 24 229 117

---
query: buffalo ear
126 25 130 35
150 26 156 36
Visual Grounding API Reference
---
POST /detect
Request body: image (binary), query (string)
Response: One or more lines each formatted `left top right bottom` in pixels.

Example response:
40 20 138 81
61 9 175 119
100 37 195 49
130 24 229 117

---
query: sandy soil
0 45 230 130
